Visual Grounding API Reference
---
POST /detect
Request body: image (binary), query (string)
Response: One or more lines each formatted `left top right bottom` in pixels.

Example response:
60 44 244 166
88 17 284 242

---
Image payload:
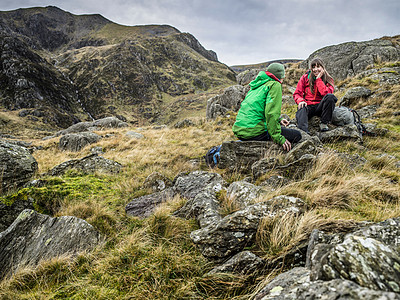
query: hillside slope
0 6 236 129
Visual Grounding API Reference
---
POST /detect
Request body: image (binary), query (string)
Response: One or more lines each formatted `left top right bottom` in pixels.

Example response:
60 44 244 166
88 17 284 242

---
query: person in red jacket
293 58 337 133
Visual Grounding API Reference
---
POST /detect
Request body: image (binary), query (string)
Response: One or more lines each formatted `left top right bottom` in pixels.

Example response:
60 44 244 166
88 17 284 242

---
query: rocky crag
0 6 236 129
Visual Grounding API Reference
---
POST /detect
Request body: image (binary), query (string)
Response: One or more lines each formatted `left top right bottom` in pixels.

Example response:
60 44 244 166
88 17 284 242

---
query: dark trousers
296 93 337 132
240 127 302 144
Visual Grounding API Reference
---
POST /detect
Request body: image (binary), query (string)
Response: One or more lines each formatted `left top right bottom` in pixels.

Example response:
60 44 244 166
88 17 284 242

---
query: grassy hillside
0 62 399 299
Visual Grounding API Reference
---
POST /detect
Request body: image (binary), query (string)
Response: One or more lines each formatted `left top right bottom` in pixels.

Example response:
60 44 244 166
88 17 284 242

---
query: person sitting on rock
293 58 338 133
232 63 301 152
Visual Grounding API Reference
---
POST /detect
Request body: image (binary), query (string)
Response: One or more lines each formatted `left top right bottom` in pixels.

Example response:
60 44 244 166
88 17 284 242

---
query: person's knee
291 131 302 143
324 93 337 104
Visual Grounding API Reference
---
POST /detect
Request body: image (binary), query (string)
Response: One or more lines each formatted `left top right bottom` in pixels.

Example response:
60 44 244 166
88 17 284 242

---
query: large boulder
308 217 400 293
252 154 316 180
47 154 122 176
190 195 306 262
59 132 101 152
206 85 247 120
125 188 176 218
55 117 128 136
173 171 227 200
174 187 222 228
0 140 38 194
301 37 400 80
318 124 362 143
218 140 282 172
226 181 265 209
0 209 102 281
236 69 261 85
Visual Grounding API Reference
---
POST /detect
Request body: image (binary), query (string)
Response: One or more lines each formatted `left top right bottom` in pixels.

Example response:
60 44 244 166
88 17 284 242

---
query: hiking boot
319 123 329 132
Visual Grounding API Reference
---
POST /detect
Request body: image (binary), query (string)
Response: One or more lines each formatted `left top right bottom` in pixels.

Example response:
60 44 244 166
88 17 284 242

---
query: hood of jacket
249 71 281 90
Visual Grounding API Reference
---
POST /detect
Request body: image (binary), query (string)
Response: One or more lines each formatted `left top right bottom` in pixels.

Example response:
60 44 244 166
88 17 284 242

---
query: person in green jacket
232 63 301 151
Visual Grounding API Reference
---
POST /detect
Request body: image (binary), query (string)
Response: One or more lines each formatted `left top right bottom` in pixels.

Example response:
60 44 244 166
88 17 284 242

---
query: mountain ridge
0 6 234 129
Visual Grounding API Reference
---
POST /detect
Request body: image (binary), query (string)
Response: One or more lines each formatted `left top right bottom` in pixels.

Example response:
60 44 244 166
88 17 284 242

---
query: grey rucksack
332 106 354 126
332 106 367 135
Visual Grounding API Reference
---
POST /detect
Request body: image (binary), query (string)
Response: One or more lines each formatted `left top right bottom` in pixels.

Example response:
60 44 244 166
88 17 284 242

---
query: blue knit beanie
266 63 285 79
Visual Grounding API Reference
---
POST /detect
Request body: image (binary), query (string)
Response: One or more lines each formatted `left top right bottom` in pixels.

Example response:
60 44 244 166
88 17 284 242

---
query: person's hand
282 139 292 152
316 68 325 79
298 101 307 109
280 118 289 127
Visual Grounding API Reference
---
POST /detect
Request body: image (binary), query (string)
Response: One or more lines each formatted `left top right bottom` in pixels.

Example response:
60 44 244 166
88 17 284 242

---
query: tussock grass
256 210 357 259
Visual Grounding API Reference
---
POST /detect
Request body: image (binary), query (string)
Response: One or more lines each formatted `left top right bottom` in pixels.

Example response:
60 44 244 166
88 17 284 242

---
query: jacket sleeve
265 82 285 145
293 74 307 104
315 78 334 96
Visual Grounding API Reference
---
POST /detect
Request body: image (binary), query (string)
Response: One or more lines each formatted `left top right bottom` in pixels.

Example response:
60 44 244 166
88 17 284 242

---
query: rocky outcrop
190 196 306 262
254 267 400 300
0 209 102 281
0 140 38 194
340 86 373 107
318 124 363 143
236 69 261 85
206 85 247 120
308 217 400 293
46 154 122 176
301 37 400 80
173 171 227 201
0 34 83 128
126 171 227 219
254 217 400 299
59 132 101 152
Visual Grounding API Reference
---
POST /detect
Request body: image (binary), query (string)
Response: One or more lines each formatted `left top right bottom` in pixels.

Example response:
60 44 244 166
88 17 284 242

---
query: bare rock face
0 140 38 194
0 209 102 281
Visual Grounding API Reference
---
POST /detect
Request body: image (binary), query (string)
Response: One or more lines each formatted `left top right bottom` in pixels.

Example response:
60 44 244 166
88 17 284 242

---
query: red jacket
293 73 334 105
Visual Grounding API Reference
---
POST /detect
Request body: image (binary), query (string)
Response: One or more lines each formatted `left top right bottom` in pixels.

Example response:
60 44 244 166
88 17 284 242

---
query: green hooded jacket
232 71 285 145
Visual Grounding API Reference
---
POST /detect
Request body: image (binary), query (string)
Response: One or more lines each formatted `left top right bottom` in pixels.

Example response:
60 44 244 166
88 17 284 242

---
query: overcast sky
0 0 399 65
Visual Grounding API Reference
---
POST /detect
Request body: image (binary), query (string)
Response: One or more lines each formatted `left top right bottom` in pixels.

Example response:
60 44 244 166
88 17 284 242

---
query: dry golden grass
256 210 358 259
